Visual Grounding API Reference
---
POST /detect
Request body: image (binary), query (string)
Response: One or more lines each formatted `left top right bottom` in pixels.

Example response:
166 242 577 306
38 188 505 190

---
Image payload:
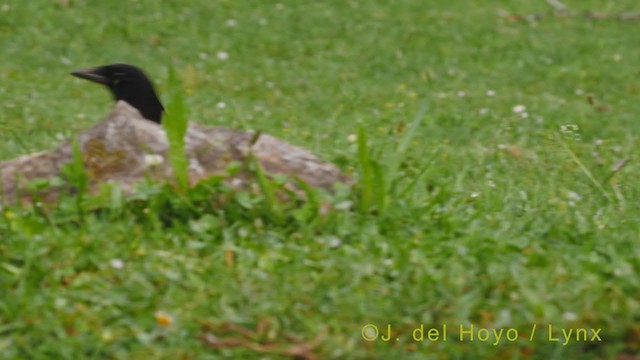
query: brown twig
200 323 328 360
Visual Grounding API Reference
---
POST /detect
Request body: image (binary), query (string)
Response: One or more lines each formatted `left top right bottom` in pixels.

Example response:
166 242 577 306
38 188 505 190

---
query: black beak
70 67 108 85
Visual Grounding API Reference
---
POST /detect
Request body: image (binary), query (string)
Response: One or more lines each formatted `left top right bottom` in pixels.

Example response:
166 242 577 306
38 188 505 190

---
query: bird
71 63 165 123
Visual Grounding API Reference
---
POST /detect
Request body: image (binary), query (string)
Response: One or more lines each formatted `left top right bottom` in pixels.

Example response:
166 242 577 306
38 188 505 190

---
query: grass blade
163 67 189 191
357 125 374 213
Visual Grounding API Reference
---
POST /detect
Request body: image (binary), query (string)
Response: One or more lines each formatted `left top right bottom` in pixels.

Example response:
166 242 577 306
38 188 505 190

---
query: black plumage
71 63 164 123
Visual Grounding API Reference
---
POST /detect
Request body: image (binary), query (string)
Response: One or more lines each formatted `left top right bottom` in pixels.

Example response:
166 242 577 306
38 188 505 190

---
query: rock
0 101 352 205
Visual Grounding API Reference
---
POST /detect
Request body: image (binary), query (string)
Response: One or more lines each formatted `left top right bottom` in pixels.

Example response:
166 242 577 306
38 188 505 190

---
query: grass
1 0 640 358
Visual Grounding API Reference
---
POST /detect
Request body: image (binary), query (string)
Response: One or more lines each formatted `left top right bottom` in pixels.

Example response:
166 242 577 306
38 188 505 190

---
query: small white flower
144 154 164 168
457 91 466 97
567 191 582 201
328 237 342 248
519 112 529 119
216 51 229 60
562 312 578 321
231 178 245 188
479 108 489 115
574 89 584 95
347 134 357 143
470 191 481 199
512 105 526 113
335 200 353 210
54 298 67 308
486 90 496 97
217 102 226 109
225 19 237 27
110 259 125 269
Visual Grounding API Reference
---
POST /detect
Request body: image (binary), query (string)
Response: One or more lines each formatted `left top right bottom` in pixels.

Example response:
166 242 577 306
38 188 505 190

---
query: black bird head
71 63 164 123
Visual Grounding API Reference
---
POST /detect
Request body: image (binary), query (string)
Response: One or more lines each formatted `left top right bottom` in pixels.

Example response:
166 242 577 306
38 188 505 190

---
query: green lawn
1 1 640 359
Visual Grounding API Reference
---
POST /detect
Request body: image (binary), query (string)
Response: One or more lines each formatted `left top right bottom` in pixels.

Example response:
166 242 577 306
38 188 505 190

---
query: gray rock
1 101 352 205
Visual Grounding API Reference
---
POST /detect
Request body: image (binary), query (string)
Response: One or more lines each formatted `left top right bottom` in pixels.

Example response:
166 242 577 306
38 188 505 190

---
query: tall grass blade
164 67 189 191
357 125 374 213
